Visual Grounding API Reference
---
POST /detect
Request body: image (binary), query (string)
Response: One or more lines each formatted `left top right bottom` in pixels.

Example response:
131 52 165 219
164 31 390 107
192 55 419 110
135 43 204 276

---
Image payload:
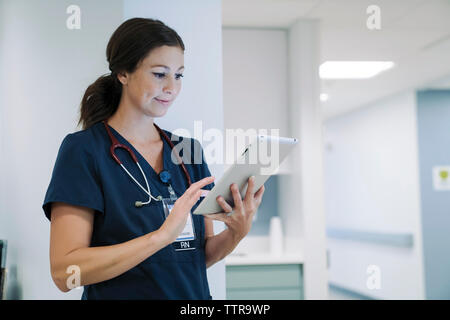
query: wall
323 91 426 299
0 0 5 257
222 28 289 139
0 0 225 299
416 89 450 299
222 28 289 238
0 0 124 300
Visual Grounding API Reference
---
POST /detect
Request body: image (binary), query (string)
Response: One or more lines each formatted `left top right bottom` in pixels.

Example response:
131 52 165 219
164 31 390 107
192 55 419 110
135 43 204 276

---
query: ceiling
222 0 450 118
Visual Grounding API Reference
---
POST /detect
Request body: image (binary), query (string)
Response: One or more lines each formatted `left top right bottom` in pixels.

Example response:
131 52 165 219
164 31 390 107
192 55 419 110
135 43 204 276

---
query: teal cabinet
226 264 304 300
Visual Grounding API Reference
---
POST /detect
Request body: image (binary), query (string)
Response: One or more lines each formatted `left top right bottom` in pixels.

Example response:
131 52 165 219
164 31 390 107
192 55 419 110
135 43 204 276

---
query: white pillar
287 19 329 299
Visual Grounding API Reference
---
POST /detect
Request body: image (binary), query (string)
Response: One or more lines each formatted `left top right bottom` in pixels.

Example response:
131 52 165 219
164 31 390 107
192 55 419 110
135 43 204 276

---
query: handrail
326 228 413 247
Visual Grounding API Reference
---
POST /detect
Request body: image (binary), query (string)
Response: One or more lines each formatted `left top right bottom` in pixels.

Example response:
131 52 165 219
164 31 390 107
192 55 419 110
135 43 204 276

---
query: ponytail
78 73 121 130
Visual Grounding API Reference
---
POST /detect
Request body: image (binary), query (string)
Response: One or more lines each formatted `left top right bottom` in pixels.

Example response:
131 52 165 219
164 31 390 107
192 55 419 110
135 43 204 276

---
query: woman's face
118 45 184 118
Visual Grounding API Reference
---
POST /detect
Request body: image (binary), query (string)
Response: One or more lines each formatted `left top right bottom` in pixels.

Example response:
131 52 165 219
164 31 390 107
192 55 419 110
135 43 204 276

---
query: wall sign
432 166 450 191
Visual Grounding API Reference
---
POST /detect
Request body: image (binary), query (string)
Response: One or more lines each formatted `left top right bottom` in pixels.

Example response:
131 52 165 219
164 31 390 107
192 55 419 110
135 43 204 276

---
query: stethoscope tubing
103 121 192 207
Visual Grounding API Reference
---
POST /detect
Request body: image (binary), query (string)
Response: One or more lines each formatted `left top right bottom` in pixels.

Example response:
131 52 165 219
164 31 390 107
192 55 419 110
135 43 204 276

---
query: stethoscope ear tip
135 201 143 208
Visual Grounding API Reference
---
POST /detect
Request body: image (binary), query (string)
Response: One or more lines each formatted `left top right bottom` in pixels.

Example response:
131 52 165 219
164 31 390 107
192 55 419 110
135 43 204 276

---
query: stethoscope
103 121 192 208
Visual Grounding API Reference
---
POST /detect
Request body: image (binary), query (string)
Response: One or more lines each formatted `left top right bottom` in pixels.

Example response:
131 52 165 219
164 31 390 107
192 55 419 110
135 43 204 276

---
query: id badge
161 197 196 251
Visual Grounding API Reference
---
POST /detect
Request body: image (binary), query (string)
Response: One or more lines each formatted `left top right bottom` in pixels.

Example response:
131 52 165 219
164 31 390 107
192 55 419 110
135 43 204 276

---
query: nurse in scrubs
43 18 265 299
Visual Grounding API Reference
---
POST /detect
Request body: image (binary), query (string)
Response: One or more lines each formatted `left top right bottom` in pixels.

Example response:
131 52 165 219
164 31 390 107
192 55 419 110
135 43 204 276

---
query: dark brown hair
78 18 185 129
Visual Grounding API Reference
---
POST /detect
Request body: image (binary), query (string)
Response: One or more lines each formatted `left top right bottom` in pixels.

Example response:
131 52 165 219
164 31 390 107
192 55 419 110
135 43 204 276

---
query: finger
186 189 207 207
204 213 228 222
254 185 265 204
244 176 255 203
186 176 215 197
216 195 233 213
192 176 215 190
230 183 244 212
194 189 206 202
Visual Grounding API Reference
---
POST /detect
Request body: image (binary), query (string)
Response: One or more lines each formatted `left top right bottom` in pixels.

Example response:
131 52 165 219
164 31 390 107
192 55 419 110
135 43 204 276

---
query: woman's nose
163 75 176 94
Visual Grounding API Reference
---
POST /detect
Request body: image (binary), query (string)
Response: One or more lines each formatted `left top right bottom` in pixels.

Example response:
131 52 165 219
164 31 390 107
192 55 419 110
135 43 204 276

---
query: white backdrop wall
0 0 225 299
222 28 291 175
0 0 124 300
323 91 425 299
222 28 289 138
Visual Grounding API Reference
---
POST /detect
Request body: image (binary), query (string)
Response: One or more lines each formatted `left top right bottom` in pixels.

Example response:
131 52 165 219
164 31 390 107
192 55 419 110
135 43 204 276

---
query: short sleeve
42 133 104 221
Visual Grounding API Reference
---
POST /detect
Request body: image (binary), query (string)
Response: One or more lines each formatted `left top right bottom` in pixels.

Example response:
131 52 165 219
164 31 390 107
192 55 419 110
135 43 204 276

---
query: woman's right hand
157 176 215 245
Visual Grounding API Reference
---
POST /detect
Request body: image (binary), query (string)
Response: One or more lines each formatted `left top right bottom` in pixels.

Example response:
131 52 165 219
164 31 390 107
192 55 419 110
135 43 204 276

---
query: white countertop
225 252 304 266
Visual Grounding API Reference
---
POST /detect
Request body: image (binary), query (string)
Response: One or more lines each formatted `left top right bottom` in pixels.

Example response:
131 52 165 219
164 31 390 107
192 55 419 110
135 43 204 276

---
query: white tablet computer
193 135 298 215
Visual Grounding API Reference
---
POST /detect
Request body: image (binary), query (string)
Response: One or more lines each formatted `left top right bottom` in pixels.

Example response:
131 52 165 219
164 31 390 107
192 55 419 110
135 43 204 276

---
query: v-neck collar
105 123 170 180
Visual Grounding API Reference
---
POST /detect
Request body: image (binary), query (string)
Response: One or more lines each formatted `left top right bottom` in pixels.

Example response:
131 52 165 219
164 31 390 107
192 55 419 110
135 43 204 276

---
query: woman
42 18 265 300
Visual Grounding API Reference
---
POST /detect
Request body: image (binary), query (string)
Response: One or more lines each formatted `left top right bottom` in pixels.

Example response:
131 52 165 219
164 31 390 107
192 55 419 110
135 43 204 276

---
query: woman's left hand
205 176 265 241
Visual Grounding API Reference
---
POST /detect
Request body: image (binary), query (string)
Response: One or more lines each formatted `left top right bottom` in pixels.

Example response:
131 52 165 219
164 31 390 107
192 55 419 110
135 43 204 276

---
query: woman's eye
153 73 165 79
153 73 183 80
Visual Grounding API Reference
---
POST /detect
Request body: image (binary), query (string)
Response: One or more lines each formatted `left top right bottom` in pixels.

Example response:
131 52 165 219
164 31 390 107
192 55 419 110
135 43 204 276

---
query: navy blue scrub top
42 122 215 300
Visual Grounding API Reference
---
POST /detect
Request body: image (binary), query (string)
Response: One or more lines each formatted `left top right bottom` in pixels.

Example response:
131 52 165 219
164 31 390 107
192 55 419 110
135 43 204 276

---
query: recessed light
319 61 395 79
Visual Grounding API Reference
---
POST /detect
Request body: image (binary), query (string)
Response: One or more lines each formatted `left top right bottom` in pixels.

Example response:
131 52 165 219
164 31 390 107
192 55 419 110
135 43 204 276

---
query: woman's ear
116 71 128 86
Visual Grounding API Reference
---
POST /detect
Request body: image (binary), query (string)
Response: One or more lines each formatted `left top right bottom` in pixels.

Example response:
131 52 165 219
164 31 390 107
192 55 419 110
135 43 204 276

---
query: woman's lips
155 98 171 106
